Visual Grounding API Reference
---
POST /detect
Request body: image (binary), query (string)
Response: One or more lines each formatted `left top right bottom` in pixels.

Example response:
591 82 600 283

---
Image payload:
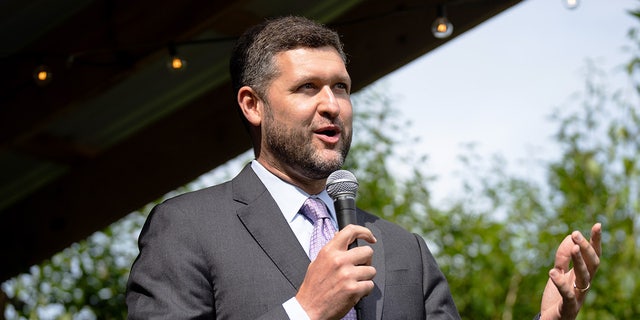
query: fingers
546 245 589 320
548 268 578 319
571 223 601 279
299 228 376 319
590 223 602 257
330 226 376 290
349 246 374 266
553 235 575 272
571 245 590 293
540 223 602 320
331 225 375 267
548 268 571 298
332 224 377 249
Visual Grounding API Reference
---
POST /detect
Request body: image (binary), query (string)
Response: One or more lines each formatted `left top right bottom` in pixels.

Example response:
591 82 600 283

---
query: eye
335 82 350 94
299 83 316 91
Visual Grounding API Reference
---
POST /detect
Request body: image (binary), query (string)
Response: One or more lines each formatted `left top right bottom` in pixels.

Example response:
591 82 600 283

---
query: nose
317 86 341 118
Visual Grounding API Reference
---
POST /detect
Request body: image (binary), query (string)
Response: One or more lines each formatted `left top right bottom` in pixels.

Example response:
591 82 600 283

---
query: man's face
259 46 353 182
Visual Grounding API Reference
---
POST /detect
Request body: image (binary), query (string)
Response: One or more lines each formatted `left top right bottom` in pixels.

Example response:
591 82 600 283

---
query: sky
378 0 639 204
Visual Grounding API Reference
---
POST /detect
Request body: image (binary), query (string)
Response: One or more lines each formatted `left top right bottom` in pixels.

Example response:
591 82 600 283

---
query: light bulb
167 43 187 72
33 65 53 86
168 56 187 71
562 0 579 10
432 17 453 38
431 4 454 39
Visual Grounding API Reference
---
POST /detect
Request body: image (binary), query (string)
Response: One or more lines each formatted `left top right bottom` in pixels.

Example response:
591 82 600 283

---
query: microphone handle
334 195 362 319
335 196 357 228
334 196 358 250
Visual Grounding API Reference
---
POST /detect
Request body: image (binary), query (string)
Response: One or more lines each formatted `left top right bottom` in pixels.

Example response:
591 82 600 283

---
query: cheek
340 102 354 123
281 110 314 126
276 96 315 118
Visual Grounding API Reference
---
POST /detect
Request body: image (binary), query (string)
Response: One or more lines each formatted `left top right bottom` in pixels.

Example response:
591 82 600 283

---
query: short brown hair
229 16 347 98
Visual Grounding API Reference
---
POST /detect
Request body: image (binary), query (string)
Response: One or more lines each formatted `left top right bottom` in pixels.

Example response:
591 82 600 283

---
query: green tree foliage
1 209 148 319
3 8 640 319
348 11 640 319
347 86 553 319
348 56 639 319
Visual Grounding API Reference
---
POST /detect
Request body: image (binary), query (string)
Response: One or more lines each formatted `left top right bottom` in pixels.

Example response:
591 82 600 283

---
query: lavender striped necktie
301 197 336 261
300 197 357 320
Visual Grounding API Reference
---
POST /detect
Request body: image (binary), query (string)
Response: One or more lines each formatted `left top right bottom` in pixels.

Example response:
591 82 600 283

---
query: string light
431 4 454 39
167 43 187 72
21 3 575 83
169 56 185 70
562 0 579 10
33 64 53 86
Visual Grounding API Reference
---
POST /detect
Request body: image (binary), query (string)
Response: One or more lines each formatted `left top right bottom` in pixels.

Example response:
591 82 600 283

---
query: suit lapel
358 218 385 320
233 165 310 290
232 165 386 319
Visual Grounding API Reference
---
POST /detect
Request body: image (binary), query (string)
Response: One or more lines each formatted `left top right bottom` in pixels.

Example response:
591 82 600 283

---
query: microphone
326 170 359 230
326 170 362 320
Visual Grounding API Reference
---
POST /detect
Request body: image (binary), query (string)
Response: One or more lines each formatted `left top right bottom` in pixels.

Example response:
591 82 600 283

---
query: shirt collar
250 160 337 223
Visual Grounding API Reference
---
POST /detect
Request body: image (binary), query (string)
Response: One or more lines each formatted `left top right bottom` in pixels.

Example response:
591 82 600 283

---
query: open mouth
314 125 341 143
318 129 338 137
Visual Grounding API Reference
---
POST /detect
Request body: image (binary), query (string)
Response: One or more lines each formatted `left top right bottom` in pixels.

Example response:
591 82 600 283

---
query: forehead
273 46 350 81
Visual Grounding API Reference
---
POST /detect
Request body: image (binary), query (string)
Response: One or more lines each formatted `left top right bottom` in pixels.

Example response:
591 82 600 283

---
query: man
126 16 601 319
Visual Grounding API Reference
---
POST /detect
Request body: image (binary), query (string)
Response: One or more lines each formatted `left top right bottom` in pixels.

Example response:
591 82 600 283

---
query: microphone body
334 196 357 229
326 170 362 320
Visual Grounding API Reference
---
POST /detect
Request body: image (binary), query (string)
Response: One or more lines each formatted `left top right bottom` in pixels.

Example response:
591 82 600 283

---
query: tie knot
300 197 331 222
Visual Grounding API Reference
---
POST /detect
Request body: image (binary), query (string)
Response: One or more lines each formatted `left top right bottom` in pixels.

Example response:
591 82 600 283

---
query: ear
237 86 263 127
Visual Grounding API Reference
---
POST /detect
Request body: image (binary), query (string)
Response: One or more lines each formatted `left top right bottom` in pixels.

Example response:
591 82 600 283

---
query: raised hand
540 223 602 320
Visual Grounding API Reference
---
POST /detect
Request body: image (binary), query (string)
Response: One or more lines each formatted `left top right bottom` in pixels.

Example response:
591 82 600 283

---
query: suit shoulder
142 180 239 228
163 180 233 208
357 208 416 239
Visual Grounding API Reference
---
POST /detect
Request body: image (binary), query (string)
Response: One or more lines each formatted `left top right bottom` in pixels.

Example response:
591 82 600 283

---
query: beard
263 107 351 180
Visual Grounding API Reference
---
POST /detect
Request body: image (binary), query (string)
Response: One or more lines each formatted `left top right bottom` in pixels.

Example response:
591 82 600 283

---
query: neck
256 158 326 195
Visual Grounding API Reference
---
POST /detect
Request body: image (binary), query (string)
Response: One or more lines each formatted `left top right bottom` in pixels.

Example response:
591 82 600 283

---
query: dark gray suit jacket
126 165 460 319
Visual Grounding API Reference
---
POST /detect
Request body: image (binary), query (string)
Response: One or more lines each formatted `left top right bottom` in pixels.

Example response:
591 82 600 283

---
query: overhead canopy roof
0 0 521 281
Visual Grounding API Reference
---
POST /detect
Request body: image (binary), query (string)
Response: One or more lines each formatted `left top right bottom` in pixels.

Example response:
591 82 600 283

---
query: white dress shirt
251 160 338 255
250 160 339 319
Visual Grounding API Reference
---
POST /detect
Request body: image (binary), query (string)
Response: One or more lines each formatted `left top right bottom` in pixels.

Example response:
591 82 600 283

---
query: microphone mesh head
326 170 359 199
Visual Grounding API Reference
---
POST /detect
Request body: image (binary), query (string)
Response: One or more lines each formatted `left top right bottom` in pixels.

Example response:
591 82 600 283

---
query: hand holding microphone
294 170 374 319
325 170 369 320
